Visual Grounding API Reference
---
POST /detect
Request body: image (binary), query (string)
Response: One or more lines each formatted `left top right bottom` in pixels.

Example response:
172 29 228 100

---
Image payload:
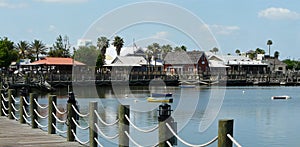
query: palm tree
235 49 240 56
274 51 279 58
30 40 47 61
16 41 30 59
97 36 109 56
112 36 124 56
267 40 273 56
212 47 219 54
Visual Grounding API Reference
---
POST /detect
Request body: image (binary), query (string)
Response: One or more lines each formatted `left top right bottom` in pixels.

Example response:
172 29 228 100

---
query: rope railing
52 101 67 115
10 112 19 120
125 114 158 133
71 129 90 145
94 110 119 126
22 106 31 117
166 141 173 147
34 119 48 128
1 94 8 102
95 123 119 139
166 123 218 147
94 137 104 147
1 101 8 111
34 109 48 119
71 105 89 117
52 112 66 123
124 131 143 147
22 115 31 124
11 95 20 103
227 134 242 147
71 117 89 130
11 103 19 112
34 99 49 109
22 96 30 105
52 123 67 134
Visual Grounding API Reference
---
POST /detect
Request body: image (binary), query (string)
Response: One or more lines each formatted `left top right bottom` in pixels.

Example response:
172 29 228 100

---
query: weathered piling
8 89 15 120
118 105 129 147
0 89 4 116
30 93 38 128
89 101 98 147
158 103 176 147
67 92 77 141
19 87 29 124
218 119 234 147
48 95 57 134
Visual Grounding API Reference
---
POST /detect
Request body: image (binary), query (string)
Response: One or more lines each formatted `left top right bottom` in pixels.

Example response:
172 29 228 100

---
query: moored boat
151 93 172 97
147 97 173 103
271 95 291 100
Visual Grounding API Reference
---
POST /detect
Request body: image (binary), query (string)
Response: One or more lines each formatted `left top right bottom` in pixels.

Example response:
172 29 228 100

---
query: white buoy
242 91 245 94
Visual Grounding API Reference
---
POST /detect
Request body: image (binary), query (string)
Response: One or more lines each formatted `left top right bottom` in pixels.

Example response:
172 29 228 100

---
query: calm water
32 86 300 147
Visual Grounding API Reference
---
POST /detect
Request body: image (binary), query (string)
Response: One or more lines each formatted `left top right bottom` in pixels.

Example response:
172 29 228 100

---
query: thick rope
71 105 89 117
227 134 242 147
22 115 31 124
125 131 143 147
10 112 19 121
52 123 67 134
125 114 158 133
71 129 90 145
34 99 49 109
11 95 20 103
94 110 119 126
34 109 48 119
1 108 8 116
52 101 67 115
1 101 8 110
166 123 218 147
1 94 8 102
34 119 48 128
22 106 31 117
166 141 173 147
52 112 66 123
22 96 30 105
11 103 20 112
94 138 104 147
71 117 89 130
95 123 119 139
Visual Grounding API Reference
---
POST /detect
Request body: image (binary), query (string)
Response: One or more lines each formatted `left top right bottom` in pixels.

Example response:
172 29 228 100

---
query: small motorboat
147 97 173 103
271 95 291 100
151 93 172 97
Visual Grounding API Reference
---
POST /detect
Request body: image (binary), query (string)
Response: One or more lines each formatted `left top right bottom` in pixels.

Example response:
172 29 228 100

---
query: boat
147 97 173 103
151 93 172 97
271 95 291 100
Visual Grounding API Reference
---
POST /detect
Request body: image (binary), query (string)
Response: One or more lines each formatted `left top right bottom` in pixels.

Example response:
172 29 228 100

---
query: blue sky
1 0 300 59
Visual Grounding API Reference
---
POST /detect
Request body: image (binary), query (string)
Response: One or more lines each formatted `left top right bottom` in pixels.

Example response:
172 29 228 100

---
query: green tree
97 36 109 56
274 51 279 58
48 35 70 57
267 39 273 56
30 40 47 61
112 36 124 56
255 48 265 54
74 45 99 67
235 49 240 56
0 37 18 68
212 47 219 54
174 45 187 52
16 41 30 59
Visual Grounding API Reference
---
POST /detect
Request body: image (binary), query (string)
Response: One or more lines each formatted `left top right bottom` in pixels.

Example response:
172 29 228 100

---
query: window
278 67 283 70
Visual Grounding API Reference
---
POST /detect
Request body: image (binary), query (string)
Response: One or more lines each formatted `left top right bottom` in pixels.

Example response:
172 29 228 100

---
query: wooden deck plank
0 117 83 147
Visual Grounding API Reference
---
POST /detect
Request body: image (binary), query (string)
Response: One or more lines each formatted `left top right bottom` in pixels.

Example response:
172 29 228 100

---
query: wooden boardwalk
0 117 83 147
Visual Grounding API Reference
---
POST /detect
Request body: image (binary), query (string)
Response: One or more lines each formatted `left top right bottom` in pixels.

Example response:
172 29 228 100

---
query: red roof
30 57 85 66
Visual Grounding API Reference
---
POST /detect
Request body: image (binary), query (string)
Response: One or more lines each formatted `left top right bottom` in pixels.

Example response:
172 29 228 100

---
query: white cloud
258 7 300 20
152 31 168 39
48 25 58 34
34 0 88 3
203 24 240 35
0 0 27 8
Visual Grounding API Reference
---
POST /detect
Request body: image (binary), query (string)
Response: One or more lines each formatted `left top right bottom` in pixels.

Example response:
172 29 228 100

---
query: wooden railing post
218 119 234 147
67 92 77 141
8 89 15 119
0 89 4 116
48 95 57 134
89 101 98 147
118 105 129 147
30 93 38 128
158 103 175 147
19 87 29 124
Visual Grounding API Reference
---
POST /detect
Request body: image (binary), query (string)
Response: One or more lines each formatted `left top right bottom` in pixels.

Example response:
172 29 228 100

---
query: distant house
263 56 287 74
163 51 209 79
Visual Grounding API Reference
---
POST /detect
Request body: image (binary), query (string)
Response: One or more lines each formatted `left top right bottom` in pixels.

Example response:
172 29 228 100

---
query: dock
0 116 83 147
